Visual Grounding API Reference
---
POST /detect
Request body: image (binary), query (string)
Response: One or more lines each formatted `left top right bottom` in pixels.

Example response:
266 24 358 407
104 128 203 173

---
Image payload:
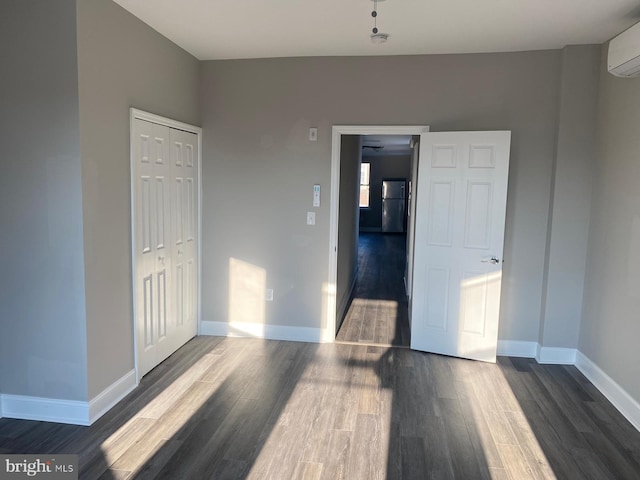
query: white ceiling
113 0 640 60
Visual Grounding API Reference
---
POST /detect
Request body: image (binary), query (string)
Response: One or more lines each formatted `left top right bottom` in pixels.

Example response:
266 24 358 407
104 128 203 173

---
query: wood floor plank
498 365 589 479
504 410 555 479
136 353 220 419
331 345 367 432
291 461 323 480
344 413 386 480
583 401 640 468
455 381 504 470
581 430 640 480
96 468 131 480
569 446 618 480
130 439 184 480
81 417 156 479
108 382 216 472
318 430 351 480
488 467 511 480
496 443 535 480
400 436 428 480
530 363 597 433
205 459 246 480
357 351 382 416
422 414 456 479
439 397 493 480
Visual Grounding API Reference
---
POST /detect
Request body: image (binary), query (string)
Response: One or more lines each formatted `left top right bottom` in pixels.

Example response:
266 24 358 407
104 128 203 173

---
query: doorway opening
336 231 411 346
327 126 429 347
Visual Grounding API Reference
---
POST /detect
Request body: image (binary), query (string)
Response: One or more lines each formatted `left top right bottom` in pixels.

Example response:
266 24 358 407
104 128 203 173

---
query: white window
359 162 371 208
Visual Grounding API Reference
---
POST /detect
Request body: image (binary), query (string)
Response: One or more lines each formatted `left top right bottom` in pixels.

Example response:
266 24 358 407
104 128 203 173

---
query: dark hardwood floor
1 336 639 479
336 233 411 347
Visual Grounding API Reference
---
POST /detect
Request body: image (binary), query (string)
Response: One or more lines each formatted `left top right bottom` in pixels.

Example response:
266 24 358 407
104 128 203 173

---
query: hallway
336 233 411 347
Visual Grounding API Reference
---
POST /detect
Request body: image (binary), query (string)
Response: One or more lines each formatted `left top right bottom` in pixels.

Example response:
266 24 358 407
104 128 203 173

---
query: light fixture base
370 33 389 44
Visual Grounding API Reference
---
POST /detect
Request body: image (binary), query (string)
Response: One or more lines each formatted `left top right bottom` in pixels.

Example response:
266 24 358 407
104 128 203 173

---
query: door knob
481 256 500 264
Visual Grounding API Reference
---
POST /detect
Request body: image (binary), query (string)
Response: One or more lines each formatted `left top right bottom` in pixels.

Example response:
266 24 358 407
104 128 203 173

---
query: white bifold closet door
133 118 198 378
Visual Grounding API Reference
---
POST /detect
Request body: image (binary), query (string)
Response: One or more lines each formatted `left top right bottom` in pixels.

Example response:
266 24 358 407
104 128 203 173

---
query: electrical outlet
266 289 274 302
307 212 316 225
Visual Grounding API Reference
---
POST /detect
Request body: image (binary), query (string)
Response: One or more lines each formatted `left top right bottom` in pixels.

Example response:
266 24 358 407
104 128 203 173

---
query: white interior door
410 131 511 363
170 128 199 347
133 116 199 379
133 119 174 376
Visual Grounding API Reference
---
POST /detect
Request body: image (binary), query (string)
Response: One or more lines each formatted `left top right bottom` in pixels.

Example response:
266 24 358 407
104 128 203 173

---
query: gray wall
200 52 561 340
0 0 88 400
360 154 412 231
539 45 600 349
580 47 640 401
76 0 201 398
336 135 361 330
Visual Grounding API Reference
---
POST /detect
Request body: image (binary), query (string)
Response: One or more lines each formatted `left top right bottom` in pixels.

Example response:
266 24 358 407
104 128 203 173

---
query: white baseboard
536 346 577 365
497 340 538 358
88 369 137 424
0 369 137 426
0 394 91 426
200 320 325 343
575 351 640 432
497 341 577 365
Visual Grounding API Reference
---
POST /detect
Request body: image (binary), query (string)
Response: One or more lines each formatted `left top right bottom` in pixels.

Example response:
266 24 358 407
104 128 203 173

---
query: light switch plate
309 128 318 141
265 289 274 302
307 212 316 225
313 184 320 207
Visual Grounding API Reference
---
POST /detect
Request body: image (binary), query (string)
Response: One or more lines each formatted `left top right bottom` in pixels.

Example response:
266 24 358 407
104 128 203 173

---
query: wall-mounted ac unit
608 21 640 77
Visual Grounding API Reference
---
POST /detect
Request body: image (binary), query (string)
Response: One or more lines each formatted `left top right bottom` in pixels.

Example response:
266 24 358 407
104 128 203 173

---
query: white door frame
129 108 203 383
326 125 430 342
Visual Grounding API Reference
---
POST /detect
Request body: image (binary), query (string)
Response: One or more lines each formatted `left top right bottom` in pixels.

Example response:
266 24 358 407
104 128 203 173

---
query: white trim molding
497 340 538 358
497 341 577 364
0 370 137 426
88 369 137 424
575 351 640 432
536 346 577 365
130 108 203 135
0 394 90 426
200 321 326 344
328 125 430 342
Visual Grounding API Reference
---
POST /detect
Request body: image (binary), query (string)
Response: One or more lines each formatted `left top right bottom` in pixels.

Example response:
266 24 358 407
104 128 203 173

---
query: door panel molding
130 109 202 383
410 131 511 363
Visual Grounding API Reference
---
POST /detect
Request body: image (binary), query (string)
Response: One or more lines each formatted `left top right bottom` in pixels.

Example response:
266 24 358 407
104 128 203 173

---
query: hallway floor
336 233 411 347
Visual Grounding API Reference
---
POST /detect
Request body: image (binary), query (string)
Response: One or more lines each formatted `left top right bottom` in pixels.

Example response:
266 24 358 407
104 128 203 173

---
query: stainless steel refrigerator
382 180 406 233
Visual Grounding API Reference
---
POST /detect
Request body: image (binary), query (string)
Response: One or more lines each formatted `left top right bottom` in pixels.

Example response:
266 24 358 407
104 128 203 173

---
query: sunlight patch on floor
458 362 555 479
247 345 393 479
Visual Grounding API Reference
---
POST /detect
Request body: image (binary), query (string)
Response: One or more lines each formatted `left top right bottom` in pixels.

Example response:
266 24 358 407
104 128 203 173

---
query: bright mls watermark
0 455 77 479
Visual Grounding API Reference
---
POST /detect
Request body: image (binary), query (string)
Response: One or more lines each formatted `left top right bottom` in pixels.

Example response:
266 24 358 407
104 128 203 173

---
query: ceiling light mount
371 33 389 44
370 0 389 43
